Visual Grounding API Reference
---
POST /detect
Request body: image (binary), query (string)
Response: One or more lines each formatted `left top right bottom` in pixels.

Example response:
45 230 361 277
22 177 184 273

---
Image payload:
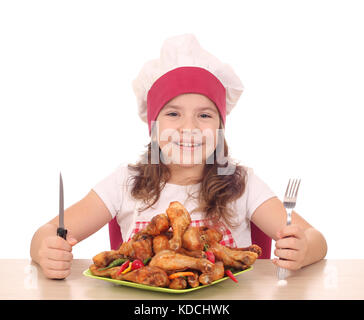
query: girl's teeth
175 142 201 147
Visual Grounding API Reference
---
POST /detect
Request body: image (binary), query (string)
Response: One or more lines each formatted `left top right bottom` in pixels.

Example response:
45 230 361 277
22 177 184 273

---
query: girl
30 34 327 279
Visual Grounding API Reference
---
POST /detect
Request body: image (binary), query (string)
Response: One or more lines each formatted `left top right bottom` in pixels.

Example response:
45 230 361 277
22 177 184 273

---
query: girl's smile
173 141 203 149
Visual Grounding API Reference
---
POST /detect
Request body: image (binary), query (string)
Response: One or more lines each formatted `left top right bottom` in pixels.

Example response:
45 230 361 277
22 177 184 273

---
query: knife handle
57 227 68 240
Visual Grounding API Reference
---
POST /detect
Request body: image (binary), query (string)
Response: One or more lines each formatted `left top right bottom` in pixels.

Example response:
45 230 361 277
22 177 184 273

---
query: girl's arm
30 189 112 278
250 197 328 270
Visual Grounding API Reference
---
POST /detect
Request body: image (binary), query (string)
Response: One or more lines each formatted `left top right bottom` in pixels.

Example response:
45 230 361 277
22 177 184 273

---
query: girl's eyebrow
197 106 218 114
163 104 183 110
164 104 218 113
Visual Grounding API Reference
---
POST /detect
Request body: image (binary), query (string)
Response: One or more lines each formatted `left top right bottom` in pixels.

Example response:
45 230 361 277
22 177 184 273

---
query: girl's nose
179 116 199 132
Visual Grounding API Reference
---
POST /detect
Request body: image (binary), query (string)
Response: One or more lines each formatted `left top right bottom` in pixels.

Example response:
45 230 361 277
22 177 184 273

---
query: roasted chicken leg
153 234 170 253
199 261 225 285
209 241 258 269
169 277 187 289
235 244 262 257
166 201 191 250
92 250 124 268
89 264 120 277
118 235 153 261
149 249 213 273
132 214 170 240
110 266 170 287
182 226 223 251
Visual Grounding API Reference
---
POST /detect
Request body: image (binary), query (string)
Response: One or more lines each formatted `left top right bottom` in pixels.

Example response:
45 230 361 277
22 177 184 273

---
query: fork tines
284 178 301 203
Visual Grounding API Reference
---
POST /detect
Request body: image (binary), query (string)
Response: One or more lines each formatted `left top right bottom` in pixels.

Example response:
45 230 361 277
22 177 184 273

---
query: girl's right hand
38 235 78 279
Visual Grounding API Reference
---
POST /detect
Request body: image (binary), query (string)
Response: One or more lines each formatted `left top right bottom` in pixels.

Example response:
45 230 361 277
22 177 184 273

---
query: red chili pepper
225 269 238 283
116 260 130 276
131 259 144 270
205 251 215 263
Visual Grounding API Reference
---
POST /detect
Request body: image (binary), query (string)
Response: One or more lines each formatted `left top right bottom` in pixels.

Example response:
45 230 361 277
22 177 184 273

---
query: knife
57 172 68 240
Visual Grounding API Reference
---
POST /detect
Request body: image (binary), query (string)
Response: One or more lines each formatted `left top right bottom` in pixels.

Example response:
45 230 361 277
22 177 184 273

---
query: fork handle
286 207 293 226
276 207 294 280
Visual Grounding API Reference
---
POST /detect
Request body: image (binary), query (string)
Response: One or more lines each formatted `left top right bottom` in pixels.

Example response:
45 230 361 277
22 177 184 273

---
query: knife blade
57 172 68 240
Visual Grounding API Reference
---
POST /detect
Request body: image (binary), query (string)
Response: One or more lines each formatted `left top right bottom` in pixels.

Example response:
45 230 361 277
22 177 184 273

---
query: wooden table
1 259 363 300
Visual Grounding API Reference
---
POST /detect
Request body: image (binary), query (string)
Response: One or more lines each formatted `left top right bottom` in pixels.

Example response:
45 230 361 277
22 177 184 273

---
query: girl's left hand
272 224 308 271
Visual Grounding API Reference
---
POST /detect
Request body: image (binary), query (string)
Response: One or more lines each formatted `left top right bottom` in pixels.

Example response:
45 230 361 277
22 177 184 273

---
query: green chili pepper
98 258 127 271
143 257 151 265
203 244 209 251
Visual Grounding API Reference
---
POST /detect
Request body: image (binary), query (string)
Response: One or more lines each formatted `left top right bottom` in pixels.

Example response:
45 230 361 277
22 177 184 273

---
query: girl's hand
272 224 308 271
38 234 78 279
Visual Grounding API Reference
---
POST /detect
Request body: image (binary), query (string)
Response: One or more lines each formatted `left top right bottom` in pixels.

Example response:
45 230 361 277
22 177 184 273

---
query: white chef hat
132 34 244 134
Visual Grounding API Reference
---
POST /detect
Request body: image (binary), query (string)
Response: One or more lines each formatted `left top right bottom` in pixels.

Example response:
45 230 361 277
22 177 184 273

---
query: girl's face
155 93 221 167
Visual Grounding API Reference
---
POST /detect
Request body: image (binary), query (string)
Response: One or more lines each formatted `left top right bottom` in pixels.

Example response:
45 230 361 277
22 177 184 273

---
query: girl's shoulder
241 165 253 176
239 165 264 185
237 165 276 219
93 163 136 193
107 163 137 183
235 164 255 187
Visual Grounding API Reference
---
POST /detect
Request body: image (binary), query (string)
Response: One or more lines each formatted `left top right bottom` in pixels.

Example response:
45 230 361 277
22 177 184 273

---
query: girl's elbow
322 235 328 259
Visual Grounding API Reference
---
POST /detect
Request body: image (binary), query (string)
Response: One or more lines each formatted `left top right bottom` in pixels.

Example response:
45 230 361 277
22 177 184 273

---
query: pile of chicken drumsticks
89 201 262 289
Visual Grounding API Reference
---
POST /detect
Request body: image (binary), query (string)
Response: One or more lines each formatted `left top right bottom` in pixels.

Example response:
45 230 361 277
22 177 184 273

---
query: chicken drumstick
149 249 214 273
166 201 191 250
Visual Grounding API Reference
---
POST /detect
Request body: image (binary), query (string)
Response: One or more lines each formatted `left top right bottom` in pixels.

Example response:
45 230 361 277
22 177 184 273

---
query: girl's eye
200 113 212 118
166 112 178 117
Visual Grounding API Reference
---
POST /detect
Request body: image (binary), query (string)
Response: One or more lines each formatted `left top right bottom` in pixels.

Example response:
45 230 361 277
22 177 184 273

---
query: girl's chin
159 155 208 167
170 162 203 168
160 153 215 167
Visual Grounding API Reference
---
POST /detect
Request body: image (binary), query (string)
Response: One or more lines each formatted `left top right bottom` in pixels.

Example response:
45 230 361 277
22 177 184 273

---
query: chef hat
132 34 244 134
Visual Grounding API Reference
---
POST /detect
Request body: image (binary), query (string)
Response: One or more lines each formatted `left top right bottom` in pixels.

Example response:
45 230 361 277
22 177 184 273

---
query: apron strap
124 199 142 242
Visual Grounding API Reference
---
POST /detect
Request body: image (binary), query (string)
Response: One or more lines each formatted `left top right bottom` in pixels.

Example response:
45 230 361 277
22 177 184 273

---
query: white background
1 0 363 260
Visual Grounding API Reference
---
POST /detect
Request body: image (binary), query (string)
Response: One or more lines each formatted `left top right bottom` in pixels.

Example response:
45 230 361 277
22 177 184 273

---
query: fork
277 178 301 280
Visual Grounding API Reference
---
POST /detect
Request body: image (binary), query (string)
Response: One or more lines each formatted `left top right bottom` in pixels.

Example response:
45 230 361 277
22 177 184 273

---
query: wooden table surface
1 259 363 300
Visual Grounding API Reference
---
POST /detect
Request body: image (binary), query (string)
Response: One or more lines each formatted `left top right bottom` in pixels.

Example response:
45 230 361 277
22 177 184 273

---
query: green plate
83 266 252 294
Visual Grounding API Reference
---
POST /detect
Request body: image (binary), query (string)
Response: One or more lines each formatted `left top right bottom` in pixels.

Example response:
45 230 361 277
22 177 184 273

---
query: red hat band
147 66 226 134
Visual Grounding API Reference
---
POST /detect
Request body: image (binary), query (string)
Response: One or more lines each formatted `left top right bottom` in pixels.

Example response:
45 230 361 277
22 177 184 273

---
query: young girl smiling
30 34 327 279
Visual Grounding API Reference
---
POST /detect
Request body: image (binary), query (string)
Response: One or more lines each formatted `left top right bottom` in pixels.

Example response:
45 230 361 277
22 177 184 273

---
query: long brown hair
127 138 247 227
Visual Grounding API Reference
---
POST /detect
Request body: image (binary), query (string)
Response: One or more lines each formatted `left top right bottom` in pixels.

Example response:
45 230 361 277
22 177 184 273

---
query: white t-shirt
92 164 276 248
